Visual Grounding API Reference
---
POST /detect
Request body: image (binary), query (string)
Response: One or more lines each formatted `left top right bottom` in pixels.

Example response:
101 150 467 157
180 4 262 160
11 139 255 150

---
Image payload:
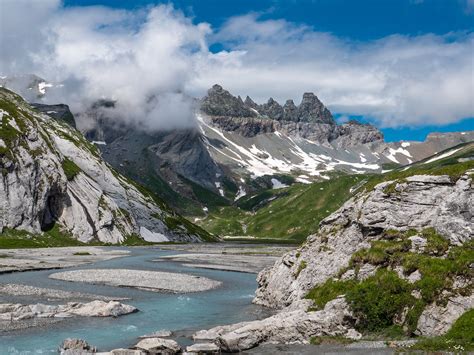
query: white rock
417 294 474 336
195 297 356 352
186 343 220 353
134 338 181 354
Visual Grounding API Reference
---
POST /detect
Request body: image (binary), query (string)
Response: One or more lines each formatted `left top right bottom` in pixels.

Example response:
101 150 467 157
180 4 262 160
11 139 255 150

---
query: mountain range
1 74 473 222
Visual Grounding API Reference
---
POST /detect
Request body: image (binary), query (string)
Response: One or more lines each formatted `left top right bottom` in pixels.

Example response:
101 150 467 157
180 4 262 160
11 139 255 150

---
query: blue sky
65 0 474 40
4 0 470 142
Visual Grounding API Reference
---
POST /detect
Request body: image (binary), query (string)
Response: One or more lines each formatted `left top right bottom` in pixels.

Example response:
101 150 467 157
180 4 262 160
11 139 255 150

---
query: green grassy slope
196 174 368 242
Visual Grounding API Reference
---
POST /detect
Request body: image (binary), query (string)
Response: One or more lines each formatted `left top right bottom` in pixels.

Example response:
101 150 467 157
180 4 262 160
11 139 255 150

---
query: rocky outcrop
260 98 284 121
134 337 181 354
254 173 473 309
283 99 298 122
297 93 334 124
200 85 256 118
416 294 474 336
0 88 211 243
207 87 335 124
193 297 359 352
332 120 384 148
31 103 76 128
60 338 96 354
201 85 383 147
0 300 137 321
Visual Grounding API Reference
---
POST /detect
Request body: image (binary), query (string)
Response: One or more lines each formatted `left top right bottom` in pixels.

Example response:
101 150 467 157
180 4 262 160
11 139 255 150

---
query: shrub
422 228 449 256
306 278 356 310
346 269 414 332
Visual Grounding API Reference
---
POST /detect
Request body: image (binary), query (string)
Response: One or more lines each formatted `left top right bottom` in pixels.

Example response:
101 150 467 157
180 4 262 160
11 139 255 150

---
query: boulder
185 342 220 354
416 294 474 336
194 297 356 352
59 338 96 354
109 350 145 355
134 338 181 354
138 330 172 339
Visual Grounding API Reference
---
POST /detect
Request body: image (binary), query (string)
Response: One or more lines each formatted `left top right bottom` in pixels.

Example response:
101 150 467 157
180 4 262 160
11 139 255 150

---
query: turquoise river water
0 247 270 354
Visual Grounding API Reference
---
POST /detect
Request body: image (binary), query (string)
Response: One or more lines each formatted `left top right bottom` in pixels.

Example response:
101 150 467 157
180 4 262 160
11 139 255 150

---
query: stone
60 338 96 354
138 330 172 339
194 297 356 352
407 270 422 284
134 338 181 354
185 343 220 354
109 350 145 355
416 294 474 336
409 235 427 253
345 328 363 340
357 263 378 280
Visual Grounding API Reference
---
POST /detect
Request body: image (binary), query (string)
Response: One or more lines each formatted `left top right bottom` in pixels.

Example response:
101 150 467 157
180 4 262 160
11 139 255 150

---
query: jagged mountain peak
201 84 257 118
201 84 334 124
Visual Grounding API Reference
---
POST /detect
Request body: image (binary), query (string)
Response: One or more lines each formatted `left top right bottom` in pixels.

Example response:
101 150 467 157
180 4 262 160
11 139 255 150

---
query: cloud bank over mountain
0 0 472 129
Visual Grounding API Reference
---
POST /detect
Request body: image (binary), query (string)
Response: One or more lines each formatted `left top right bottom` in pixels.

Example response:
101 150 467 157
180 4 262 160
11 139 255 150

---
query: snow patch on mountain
424 147 463 164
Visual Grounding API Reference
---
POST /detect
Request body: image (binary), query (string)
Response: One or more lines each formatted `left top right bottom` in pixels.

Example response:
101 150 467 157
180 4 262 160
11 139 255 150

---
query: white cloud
1 1 209 131
191 14 474 127
0 3 472 129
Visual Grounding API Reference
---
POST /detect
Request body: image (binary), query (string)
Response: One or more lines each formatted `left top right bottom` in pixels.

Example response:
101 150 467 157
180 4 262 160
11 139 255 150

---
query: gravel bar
49 269 222 293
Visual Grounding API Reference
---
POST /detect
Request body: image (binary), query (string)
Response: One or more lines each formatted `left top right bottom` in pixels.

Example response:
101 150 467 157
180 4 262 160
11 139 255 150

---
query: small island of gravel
49 269 222 293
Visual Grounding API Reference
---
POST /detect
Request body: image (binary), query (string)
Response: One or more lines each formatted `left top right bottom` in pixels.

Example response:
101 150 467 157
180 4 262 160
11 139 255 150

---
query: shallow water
0 247 270 353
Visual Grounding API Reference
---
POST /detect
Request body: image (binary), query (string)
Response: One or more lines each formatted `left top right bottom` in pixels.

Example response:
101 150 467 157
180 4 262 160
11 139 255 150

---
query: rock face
0 300 137 321
60 338 96 354
200 84 256 118
200 85 384 147
0 88 211 243
254 174 473 308
134 337 181 354
193 297 358 352
30 103 76 128
189 171 472 351
202 85 335 124
416 294 474 336
297 93 334 124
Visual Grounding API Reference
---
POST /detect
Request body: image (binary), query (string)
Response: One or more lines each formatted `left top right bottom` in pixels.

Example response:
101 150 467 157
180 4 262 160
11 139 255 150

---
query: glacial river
0 247 270 353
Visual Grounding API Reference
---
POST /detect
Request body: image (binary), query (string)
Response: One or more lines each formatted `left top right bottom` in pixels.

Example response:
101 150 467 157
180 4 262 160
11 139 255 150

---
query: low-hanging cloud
1 0 208 131
0 2 473 130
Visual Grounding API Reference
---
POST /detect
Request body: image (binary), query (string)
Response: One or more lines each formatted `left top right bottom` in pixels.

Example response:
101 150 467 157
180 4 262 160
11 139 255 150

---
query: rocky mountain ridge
2 76 473 218
201 84 335 124
0 88 212 243
201 84 382 148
